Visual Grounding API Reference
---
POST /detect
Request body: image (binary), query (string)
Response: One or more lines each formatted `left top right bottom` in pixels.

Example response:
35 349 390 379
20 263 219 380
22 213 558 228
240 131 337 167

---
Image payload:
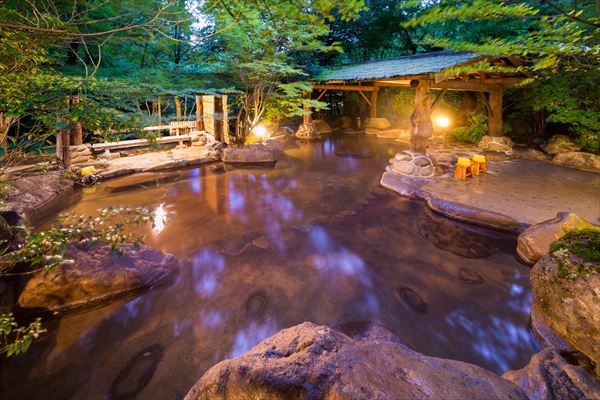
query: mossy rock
550 227 600 280
531 227 600 376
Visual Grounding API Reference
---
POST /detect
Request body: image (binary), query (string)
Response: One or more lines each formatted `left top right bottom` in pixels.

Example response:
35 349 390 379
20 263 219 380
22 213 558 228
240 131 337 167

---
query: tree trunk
0 113 14 155
303 92 312 125
175 96 182 121
409 79 433 154
487 88 504 137
157 96 162 126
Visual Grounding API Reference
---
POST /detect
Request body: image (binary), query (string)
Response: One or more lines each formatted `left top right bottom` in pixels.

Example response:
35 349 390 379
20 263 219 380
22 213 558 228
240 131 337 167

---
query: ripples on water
0 135 538 399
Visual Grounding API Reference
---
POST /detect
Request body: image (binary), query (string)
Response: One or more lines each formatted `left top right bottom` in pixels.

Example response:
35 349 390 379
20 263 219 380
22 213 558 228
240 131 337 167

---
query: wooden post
174 95 182 122
409 79 433 154
202 95 216 137
370 88 378 118
195 95 203 131
222 95 229 144
157 96 162 126
303 92 312 125
56 128 71 167
70 96 83 145
488 87 504 137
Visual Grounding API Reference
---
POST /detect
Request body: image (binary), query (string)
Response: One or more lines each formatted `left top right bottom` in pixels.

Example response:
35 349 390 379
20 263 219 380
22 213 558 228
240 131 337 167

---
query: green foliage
520 71 600 152
2 207 154 273
0 313 46 357
403 0 598 73
205 0 364 138
453 113 487 144
551 228 600 280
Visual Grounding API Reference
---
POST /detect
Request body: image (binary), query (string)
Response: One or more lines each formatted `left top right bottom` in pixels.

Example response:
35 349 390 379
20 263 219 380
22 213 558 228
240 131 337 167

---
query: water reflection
0 134 539 400
152 203 167 234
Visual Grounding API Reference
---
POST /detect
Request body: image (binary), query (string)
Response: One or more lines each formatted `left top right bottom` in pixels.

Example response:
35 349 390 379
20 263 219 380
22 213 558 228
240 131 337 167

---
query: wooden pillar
56 128 71 167
370 88 378 118
488 87 504 137
222 95 229 144
409 79 433 154
195 95 203 131
303 92 312 125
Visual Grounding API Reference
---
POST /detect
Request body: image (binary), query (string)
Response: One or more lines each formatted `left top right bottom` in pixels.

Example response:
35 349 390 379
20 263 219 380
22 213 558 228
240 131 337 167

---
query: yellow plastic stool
454 157 472 180
81 166 96 176
471 154 487 175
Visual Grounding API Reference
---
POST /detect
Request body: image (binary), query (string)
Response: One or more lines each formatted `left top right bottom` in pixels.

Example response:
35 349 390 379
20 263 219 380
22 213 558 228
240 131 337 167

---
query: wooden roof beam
312 84 377 91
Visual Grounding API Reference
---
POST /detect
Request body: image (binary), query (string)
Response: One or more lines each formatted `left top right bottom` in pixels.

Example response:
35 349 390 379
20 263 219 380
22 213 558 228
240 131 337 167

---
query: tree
202 0 365 139
404 0 599 144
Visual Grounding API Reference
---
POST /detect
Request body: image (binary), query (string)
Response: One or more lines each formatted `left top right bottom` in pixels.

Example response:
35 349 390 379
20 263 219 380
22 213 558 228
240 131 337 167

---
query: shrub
453 113 488 144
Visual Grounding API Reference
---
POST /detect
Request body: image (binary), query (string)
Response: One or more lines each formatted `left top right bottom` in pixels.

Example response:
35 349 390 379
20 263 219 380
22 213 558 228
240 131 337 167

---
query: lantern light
436 116 450 128
253 124 268 138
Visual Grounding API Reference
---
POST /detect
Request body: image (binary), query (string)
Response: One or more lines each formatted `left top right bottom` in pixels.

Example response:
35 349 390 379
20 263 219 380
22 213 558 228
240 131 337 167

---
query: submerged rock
18 243 178 314
418 211 496 258
517 212 592 265
184 322 527 400
222 144 278 163
530 229 600 375
503 348 600 400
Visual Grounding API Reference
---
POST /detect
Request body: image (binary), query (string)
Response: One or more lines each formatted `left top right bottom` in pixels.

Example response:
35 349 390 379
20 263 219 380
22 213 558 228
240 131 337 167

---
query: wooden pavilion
309 51 525 153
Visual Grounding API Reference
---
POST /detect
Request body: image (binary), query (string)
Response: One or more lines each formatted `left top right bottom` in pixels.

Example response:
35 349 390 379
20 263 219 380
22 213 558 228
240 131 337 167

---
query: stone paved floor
393 140 600 225
96 145 218 179
392 138 600 225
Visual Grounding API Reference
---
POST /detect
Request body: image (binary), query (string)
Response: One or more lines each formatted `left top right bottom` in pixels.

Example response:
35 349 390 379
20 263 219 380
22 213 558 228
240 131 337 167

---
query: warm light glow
153 203 166 234
253 124 268 138
436 116 450 128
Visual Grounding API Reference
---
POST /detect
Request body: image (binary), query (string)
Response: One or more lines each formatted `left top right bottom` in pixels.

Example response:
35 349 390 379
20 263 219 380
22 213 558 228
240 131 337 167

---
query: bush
453 113 488 144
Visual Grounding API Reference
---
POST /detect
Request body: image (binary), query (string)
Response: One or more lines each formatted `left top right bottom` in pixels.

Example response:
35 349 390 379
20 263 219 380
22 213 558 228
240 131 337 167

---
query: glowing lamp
436 116 450 128
253 124 268 138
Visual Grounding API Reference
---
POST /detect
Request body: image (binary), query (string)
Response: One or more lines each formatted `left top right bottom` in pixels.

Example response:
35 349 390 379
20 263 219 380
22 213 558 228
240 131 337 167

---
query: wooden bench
91 134 195 155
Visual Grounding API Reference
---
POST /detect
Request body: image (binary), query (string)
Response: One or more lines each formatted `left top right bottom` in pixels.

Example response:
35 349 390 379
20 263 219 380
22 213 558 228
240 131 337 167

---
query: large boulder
517 212 592 265
543 135 581 155
333 116 354 129
312 119 333 135
552 151 600 173
531 229 600 375
364 117 391 130
1 172 73 221
512 147 548 161
18 243 177 313
503 348 600 400
478 135 514 155
185 322 527 400
388 151 436 177
223 144 278 163
295 123 320 140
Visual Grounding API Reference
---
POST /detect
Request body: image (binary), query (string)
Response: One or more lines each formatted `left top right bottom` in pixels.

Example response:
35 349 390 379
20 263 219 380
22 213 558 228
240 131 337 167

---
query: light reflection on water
0 134 538 400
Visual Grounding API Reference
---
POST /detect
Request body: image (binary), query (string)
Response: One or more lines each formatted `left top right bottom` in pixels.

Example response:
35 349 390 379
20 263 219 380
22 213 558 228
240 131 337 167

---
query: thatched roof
314 51 481 82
